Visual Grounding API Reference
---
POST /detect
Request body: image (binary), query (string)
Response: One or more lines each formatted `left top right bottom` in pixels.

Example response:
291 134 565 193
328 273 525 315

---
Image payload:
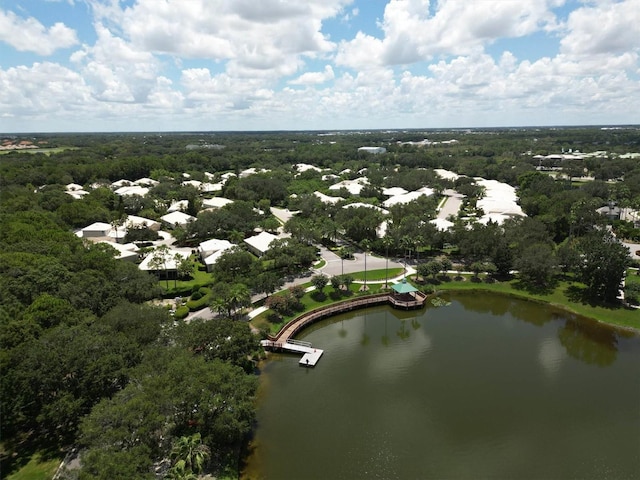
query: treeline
0 188 262 477
1 127 640 477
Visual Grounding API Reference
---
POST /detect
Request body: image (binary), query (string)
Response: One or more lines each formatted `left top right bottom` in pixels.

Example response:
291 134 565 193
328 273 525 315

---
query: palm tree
169 433 210 479
381 236 393 288
229 283 251 318
360 239 371 291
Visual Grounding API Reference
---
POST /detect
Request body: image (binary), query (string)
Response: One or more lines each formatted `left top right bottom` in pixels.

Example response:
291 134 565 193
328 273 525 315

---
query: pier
260 339 324 367
261 289 426 367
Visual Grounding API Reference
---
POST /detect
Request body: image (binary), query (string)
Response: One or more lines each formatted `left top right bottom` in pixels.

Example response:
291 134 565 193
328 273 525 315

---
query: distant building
358 146 386 154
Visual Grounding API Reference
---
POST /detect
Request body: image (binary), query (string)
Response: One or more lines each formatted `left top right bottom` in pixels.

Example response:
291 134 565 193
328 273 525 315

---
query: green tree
578 231 630 303
311 274 329 295
515 243 557 289
169 433 210 478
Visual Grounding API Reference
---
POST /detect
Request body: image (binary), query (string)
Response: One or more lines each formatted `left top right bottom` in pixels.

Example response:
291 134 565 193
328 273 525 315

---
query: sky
0 0 639 132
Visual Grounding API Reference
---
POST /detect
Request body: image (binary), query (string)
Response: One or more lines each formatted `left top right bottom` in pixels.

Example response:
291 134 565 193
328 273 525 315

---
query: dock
261 339 324 367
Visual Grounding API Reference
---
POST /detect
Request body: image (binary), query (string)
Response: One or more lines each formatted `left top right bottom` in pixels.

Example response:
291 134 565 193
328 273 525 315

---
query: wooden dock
261 290 426 367
260 339 324 367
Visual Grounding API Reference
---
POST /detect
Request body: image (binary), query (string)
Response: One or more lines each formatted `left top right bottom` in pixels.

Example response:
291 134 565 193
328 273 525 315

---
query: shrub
186 291 211 311
190 290 203 301
174 306 190 320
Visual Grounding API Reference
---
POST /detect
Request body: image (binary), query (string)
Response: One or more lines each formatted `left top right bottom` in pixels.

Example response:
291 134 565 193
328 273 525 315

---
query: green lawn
626 269 640 286
349 268 404 281
161 267 212 296
6 452 60 480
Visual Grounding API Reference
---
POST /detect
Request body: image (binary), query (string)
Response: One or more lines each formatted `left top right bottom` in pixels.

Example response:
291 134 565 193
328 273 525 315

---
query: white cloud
289 65 335 85
337 0 563 68
0 62 92 115
71 24 160 102
112 0 351 77
560 0 640 56
0 9 78 55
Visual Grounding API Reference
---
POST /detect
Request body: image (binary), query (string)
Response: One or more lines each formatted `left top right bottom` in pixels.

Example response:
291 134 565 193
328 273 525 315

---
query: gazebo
390 279 425 309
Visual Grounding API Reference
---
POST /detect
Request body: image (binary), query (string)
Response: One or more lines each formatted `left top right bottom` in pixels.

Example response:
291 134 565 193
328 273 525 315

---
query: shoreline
434 286 640 335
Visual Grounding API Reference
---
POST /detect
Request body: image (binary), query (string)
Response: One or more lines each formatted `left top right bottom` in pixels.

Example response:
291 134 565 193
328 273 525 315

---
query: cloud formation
0 0 638 131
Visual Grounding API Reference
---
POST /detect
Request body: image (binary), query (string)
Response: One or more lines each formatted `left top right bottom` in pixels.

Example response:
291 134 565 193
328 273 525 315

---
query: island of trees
1 126 639 478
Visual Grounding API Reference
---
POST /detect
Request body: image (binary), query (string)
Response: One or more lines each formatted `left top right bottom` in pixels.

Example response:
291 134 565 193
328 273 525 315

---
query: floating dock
261 339 324 367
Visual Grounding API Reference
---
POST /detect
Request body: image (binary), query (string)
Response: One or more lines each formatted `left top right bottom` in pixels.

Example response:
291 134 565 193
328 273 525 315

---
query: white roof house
98 241 139 262
81 222 112 237
125 215 161 231
133 177 159 187
160 211 195 228
240 167 270 178
244 231 285 256
182 180 203 189
474 178 525 224
198 239 235 258
111 179 132 188
382 187 408 197
202 197 234 209
430 218 455 232
434 169 462 181
295 163 323 173
167 200 189 213
66 183 84 191
198 239 236 272
328 178 369 196
139 248 188 272
314 191 344 204
66 189 90 200
342 203 389 215
383 188 434 208
115 185 149 197
201 182 224 193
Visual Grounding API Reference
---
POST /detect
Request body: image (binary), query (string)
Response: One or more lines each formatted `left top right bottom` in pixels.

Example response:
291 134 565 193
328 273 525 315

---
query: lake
243 293 640 479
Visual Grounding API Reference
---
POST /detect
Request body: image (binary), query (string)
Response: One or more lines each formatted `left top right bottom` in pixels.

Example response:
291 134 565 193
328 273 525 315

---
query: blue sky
0 0 638 132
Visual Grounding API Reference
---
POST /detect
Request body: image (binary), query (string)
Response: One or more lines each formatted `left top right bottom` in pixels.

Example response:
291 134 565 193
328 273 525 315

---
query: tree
470 261 485 280
439 257 453 277
330 275 342 294
169 433 210 478
578 231 630 303
252 271 284 298
176 255 194 281
149 245 171 288
310 274 328 295
515 243 557 289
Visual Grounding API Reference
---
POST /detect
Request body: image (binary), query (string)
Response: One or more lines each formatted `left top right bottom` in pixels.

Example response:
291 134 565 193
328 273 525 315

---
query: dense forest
1 127 639 478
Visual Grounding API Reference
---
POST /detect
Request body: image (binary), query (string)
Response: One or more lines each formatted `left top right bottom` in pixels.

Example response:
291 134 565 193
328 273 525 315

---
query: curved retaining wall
269 292 425 343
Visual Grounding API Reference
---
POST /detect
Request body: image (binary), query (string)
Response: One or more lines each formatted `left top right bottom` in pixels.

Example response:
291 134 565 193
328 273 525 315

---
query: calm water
244 293 640 480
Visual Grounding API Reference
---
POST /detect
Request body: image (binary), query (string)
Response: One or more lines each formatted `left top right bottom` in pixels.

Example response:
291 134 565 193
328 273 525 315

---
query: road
185 245 407 322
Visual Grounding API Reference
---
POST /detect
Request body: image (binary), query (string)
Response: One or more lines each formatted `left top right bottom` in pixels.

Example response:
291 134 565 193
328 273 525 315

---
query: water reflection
558 318 619 366
538 335 565 377
250 293 640 480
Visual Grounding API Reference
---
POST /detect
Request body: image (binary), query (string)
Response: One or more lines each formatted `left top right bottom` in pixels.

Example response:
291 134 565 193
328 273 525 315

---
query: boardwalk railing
269 292 427 344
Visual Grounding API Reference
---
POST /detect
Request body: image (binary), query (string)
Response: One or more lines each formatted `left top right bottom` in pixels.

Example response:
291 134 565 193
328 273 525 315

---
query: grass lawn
433 275 640 331
349 268 404 281
626 269 640 286
5 452 60 480
161 268 212 295
314 259 327 269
